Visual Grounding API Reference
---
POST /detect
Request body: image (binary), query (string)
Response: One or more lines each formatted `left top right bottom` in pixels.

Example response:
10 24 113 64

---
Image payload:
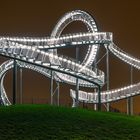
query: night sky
0 0 140 114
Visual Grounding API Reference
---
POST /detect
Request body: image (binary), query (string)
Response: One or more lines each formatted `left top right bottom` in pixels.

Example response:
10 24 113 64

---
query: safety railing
0 32 112 49
70 82 140 104
109 43 140 69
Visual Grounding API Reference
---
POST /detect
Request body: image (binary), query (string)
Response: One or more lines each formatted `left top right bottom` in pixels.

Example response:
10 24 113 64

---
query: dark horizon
0 0 140 114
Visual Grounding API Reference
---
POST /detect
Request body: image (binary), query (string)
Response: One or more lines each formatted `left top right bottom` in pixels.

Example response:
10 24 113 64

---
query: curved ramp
71 42 140 105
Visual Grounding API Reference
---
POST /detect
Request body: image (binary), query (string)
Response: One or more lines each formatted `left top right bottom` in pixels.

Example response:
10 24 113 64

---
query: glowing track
0 10 139 106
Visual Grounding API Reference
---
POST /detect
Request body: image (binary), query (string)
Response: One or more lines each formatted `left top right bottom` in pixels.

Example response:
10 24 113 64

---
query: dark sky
0 0 140 113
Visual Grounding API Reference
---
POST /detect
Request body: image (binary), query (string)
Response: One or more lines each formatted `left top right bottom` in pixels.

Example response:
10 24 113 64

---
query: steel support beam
106 47 110 111
127 66 133 115
93 53 97 111
75 78 79 107
127 97 133 115
19 67 23 104
75 46 79 107
57 82 60 106
98 86 101 111
13 59 17 105
50 70 53 105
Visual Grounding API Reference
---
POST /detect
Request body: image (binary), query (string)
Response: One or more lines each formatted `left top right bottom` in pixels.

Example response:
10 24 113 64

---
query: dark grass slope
0 105 140 140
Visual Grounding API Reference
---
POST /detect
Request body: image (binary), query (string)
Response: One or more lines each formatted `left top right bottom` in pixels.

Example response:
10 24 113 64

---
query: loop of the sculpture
51 10 98 66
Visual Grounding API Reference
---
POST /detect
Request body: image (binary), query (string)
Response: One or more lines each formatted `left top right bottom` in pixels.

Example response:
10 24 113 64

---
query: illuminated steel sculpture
0 10 139 114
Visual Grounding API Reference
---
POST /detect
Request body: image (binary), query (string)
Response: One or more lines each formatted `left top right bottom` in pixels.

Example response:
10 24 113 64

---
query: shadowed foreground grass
0 104 140 140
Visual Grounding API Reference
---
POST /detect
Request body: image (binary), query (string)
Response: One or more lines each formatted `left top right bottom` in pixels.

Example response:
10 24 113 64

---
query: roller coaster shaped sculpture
0 10 140 110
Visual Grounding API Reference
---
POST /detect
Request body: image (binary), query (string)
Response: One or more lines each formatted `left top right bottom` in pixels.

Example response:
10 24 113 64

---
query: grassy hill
0 104 140 140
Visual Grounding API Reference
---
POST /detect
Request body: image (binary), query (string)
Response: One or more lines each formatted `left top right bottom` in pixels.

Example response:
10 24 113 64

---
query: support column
75 78 79 107
106 47 110 111
93 53 97 111
57 82 60 106
98 86 101 111
127 66 133 115
94 88 97 110
13 59 17 105
19 67 23 104
127 97 133 115
75 46 79 107
50 70 53 105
